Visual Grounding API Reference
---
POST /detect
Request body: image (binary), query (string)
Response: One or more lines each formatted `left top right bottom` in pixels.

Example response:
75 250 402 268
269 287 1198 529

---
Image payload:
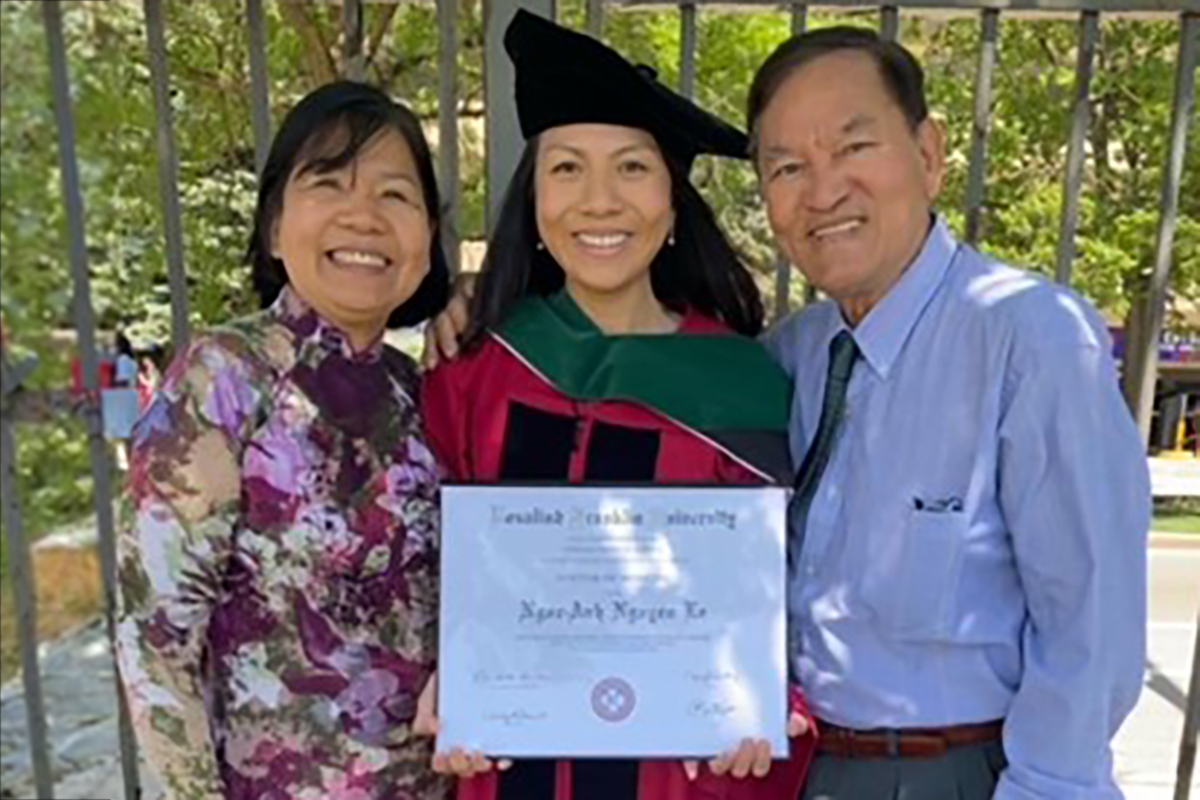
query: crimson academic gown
422 296 815 800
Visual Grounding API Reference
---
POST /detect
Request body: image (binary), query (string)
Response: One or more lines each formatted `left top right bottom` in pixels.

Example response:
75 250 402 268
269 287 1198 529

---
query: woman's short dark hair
464 137 765 345
747 26 928 155
246 81 449 327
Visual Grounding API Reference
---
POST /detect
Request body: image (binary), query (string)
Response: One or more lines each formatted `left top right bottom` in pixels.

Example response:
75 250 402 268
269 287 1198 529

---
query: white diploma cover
438 485 788 758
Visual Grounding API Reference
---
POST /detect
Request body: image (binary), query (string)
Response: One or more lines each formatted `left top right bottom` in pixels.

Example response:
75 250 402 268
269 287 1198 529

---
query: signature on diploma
484 709 550 727
473 670 555 686
686 670 739 685
688 700 738 719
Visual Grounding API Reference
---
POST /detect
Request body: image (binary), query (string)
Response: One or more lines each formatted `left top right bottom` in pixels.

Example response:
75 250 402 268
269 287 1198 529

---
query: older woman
116 81 452 800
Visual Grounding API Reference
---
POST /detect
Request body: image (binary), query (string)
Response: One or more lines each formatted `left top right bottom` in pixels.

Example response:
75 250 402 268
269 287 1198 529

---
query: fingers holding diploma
682 708 814 781
415 671 513 777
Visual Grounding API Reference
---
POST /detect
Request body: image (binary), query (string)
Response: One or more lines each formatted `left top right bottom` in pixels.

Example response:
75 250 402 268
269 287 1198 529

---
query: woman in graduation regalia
421 11 815 800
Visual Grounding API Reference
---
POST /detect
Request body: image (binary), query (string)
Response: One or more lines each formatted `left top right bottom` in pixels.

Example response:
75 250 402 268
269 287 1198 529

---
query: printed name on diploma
517 598 710 625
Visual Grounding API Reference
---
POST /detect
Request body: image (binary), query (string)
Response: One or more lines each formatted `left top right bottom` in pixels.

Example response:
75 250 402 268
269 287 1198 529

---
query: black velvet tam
504 9 749 168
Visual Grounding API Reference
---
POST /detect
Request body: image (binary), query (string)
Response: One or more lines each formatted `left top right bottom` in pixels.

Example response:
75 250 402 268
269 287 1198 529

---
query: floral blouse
116 287 451 800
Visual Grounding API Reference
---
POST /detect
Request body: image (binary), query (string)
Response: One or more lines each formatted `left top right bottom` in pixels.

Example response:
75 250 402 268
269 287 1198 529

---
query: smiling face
756 50 945 319
534 123 675 302
272 128 433 341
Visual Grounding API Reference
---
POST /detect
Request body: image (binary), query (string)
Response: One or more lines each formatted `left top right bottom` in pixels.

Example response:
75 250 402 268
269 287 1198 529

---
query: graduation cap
504 10 749 169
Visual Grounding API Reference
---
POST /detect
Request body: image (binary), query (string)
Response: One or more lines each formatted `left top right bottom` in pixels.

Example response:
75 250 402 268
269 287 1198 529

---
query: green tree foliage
0 0 1196 544
920 16 1200 319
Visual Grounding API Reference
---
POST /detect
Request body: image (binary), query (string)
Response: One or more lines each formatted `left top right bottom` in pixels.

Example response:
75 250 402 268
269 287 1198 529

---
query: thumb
683 761 699 782
787 712 810 738
414 673 438 736
412 705 439 736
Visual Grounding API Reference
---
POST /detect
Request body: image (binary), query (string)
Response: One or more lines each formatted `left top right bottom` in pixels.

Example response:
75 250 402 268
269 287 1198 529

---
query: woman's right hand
414 671 513 777
422 273 477 370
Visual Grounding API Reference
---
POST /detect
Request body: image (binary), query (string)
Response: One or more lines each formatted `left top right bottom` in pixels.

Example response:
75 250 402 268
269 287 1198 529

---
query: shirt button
805 565 817 577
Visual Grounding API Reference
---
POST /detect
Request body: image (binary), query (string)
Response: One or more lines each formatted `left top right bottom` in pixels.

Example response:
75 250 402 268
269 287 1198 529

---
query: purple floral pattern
116 287 449 800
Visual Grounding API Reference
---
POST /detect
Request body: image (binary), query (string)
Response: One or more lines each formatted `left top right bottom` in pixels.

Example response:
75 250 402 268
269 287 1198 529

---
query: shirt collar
269 285 385 363
820 215 958 380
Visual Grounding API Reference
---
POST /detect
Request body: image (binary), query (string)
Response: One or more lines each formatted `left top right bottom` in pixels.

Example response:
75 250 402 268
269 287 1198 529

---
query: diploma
437 485 788 758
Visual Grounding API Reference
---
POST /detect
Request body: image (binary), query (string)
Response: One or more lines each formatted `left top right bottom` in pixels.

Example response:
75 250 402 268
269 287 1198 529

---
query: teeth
330 249 388 267
812 219 863 239
577 233 629 248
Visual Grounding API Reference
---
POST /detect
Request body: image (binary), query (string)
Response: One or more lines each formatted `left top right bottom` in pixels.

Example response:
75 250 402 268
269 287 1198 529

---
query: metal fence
0 1 1196 798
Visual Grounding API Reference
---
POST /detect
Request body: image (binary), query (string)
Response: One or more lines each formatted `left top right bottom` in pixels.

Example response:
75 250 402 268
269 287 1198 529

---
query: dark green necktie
789 330 859 572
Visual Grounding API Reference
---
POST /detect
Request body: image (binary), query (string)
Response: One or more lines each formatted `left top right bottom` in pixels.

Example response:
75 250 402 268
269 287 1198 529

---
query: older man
751 27 1149 800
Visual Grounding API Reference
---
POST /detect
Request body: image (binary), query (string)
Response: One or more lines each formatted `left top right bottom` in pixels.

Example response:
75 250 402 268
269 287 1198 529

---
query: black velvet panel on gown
496 403 658 800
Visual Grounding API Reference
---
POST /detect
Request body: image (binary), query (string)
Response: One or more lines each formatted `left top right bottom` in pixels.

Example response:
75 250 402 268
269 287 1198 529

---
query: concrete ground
1114 542 1200 800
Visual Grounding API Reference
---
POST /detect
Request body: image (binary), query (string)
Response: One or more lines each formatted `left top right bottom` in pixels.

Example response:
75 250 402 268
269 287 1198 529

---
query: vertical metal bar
880 6 900 42
788 4 817 307
110 679 140 800
1122 295 1147 409
791 3 808 36
246 0 272 176
773 4 809 313
1055 11 1099 287
1175 606 1200 800
1133 13 1199 446
144 0 190 355
965 8 1000 246
679 4 697 101
773 260 792 322
485 0 553 232
586 0 604 38
437 0 460 275
343 0 364 81
0 357 53 800
42 3 139 799
873 0 899 317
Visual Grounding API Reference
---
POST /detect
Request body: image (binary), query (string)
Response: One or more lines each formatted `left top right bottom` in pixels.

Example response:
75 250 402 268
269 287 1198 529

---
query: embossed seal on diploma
591 677 636 723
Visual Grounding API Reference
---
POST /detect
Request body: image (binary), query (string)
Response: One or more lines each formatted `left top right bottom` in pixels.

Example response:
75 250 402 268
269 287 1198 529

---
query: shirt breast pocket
859 510 968 642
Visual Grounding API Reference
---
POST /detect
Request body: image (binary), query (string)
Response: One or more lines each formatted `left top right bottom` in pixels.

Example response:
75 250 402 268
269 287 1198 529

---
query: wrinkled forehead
758 54 905 147
779 52 896 116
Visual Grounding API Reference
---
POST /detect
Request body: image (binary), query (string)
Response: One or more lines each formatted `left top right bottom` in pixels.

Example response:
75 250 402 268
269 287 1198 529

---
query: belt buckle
885 729 900 759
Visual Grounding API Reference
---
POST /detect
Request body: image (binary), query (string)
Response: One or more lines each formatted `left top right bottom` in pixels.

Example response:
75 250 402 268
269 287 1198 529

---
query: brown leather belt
816 719 1004 760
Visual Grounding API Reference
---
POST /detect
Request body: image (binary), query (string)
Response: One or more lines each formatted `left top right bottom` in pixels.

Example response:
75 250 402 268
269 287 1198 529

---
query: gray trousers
800 741 1007 800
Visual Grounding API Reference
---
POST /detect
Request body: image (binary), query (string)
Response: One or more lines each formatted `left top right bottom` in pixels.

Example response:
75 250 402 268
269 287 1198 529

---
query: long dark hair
246 81 449 328
465 137 764 346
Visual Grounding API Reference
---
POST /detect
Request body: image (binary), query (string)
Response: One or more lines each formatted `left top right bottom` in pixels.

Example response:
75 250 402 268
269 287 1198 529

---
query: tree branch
365 1 401 74
278 1 338 87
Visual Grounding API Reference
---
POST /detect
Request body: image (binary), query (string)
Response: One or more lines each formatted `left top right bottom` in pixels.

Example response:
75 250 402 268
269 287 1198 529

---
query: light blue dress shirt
766 217 1150 799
